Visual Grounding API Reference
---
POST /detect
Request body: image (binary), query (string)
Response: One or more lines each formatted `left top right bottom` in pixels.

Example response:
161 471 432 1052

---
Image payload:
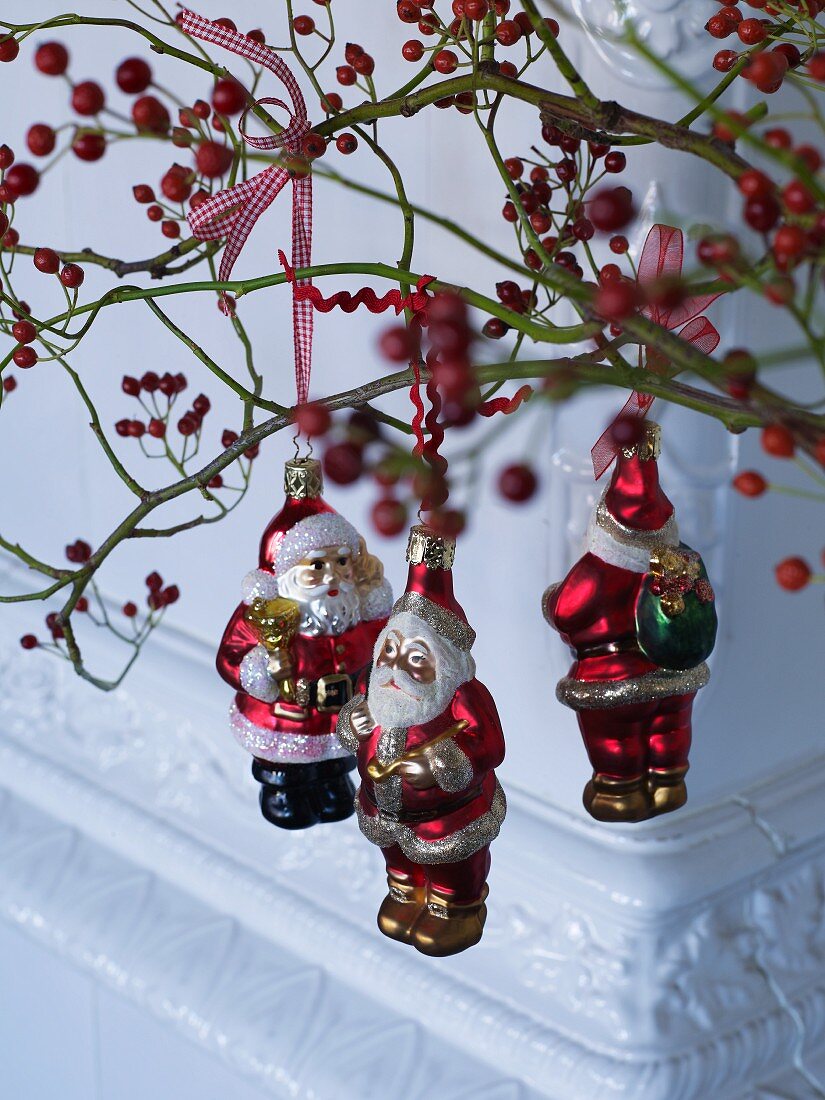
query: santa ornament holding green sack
543 419 718 823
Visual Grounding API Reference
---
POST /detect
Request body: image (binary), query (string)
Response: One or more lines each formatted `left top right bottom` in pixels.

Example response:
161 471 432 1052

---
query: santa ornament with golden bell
217 456 393 830
543 419 718 823
337 524 507 957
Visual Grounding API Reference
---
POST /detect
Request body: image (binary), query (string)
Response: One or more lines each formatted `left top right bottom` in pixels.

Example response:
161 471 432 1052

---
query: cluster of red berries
707 1 825 94
144 571 180 611
220 427 260 467
732 422 825 591
115 371 212 441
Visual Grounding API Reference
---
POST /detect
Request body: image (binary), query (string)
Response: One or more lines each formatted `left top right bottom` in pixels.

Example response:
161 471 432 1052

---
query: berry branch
0 0 822 686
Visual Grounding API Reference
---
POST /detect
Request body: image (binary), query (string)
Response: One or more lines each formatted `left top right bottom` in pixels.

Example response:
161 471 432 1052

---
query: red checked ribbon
180 10 314 402
590 223 722 480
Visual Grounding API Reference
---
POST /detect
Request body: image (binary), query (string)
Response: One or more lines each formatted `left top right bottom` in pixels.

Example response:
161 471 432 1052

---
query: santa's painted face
278 544 361 636
367 612 473 729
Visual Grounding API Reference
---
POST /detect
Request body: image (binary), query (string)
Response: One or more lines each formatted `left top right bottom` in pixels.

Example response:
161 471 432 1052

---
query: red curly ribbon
590 223 722 480
280 251 435 316
180 10 314 402
478 384 533 418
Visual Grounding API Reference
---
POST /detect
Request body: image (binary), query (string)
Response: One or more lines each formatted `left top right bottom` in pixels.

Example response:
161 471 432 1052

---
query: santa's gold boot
583 774 652 823
411 885 489 957
648 765 689 817
377 875 425 944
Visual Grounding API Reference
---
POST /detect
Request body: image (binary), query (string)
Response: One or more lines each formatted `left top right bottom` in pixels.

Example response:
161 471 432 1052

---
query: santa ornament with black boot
337 524 507 957
217 456 393 830
543 419 718 823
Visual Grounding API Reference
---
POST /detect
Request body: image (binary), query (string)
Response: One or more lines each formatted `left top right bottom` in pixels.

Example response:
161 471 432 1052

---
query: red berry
13 346 37 368
809 52 825 81
122 601 138 617
589 186 635 232
371 496 407 536
212 78 247 115
293 15 315 34
35 42 69 76
397 1 422 22
0 144 13 170
353 53 375 76
132 95 170 134
214 18 237 31
12 320 36 344
764 127 791 150
783 180 814 214
595 279 637 321
744 195 780 232
604 151 626 173
115 419 130 437
775 557 811 591
161 584 180 606
161 165 192 202
761 423 794 457
302 132 326 159
773 223 806 259
27 124 56 157
196 141 234 177
495 20 522 45
207 474 223 489
146 204 163 222
0 36 19 63
434 49 458 74
3 376 17 393
498 463 538 502
336 133 358 155
714 49 738 72
221 429 239 448
133 184 155 203
706 13 733 38
60 263 84 288
336 64 357 85
122 375 141 396
324 441 363 484
72 132 106 162
145 571 163 591
20 634 38 650
610 235 629 254
379 325 414 362
116 57 152 94
72 80 105 116
483 318 508 338
733 470 767 497
5 163 40 197
738 17 766 43
320 91 342 111
737 169 772 199
34 247 60 274
295 401 331 437
148 418 165 438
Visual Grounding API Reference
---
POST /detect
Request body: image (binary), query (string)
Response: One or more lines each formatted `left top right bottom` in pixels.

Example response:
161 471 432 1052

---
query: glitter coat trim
240 568 280 603
391 592 476 652
355 780 507 864
556 662 711 710
229 703 352 763
429 738 473 793
334 697 360 753
239 644 279 703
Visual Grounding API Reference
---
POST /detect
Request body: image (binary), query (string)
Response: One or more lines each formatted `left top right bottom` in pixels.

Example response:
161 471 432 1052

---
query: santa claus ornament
336 524 507 957
217 457 393 829
543 421 717 823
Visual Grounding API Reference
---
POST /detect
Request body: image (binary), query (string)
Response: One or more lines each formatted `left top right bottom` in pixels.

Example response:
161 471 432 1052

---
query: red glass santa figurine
336 524 507 957
543 420 717 823
217 457 393 830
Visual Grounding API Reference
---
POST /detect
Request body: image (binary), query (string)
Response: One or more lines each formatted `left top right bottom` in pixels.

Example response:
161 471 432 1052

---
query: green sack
635 543 717 671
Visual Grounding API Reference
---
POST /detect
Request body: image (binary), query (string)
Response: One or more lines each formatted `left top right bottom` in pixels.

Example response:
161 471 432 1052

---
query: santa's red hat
241 458 361 603
391 525 475 652
603 420 674 532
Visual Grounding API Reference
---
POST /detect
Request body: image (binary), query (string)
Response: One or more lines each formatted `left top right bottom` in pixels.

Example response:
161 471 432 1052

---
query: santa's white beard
367 614 474 729
277 573 362 636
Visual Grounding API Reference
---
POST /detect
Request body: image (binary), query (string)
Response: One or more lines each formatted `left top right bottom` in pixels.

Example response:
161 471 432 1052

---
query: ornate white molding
571 0 717 88
1 626 825 1098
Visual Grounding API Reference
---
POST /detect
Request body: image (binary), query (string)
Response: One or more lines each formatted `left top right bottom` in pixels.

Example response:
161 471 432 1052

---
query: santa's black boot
311 757 357 824
252 759 320 830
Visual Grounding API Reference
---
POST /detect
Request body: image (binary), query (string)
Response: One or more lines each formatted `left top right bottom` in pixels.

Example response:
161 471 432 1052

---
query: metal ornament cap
284 457 323 500
405 524 456 570
622 420 662 462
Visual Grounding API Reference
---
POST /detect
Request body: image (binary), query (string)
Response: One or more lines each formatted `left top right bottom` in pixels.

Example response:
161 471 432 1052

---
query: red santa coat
217 604 385 763
337 679 507 865
544 551 709 709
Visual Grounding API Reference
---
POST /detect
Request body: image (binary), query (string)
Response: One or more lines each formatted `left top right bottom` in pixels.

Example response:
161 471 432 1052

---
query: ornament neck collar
587 492 679 574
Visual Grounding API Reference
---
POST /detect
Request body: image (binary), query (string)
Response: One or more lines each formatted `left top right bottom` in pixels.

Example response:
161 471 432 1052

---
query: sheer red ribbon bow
180 10 314 402
590 223 721 479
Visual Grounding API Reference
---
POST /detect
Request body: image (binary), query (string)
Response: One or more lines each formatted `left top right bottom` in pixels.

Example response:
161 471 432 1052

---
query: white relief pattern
571 0 717 87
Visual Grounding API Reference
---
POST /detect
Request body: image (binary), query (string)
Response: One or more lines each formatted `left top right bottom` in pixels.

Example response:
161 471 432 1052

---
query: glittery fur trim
556 662 711 710
335 696 361 754
428 739 473 793
391 592 475 652
355 780 507 864
239 644 279 703
586 492 680 573
240 568 280 603
229 704 352 763
360 577 393 622
274 513 361 578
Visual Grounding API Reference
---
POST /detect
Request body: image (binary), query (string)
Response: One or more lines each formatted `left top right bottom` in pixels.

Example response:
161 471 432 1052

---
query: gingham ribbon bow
590 223 722 479
181 10 314 402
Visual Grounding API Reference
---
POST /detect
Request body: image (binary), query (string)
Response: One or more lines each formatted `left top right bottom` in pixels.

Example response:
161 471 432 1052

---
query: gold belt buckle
316 673 352 713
